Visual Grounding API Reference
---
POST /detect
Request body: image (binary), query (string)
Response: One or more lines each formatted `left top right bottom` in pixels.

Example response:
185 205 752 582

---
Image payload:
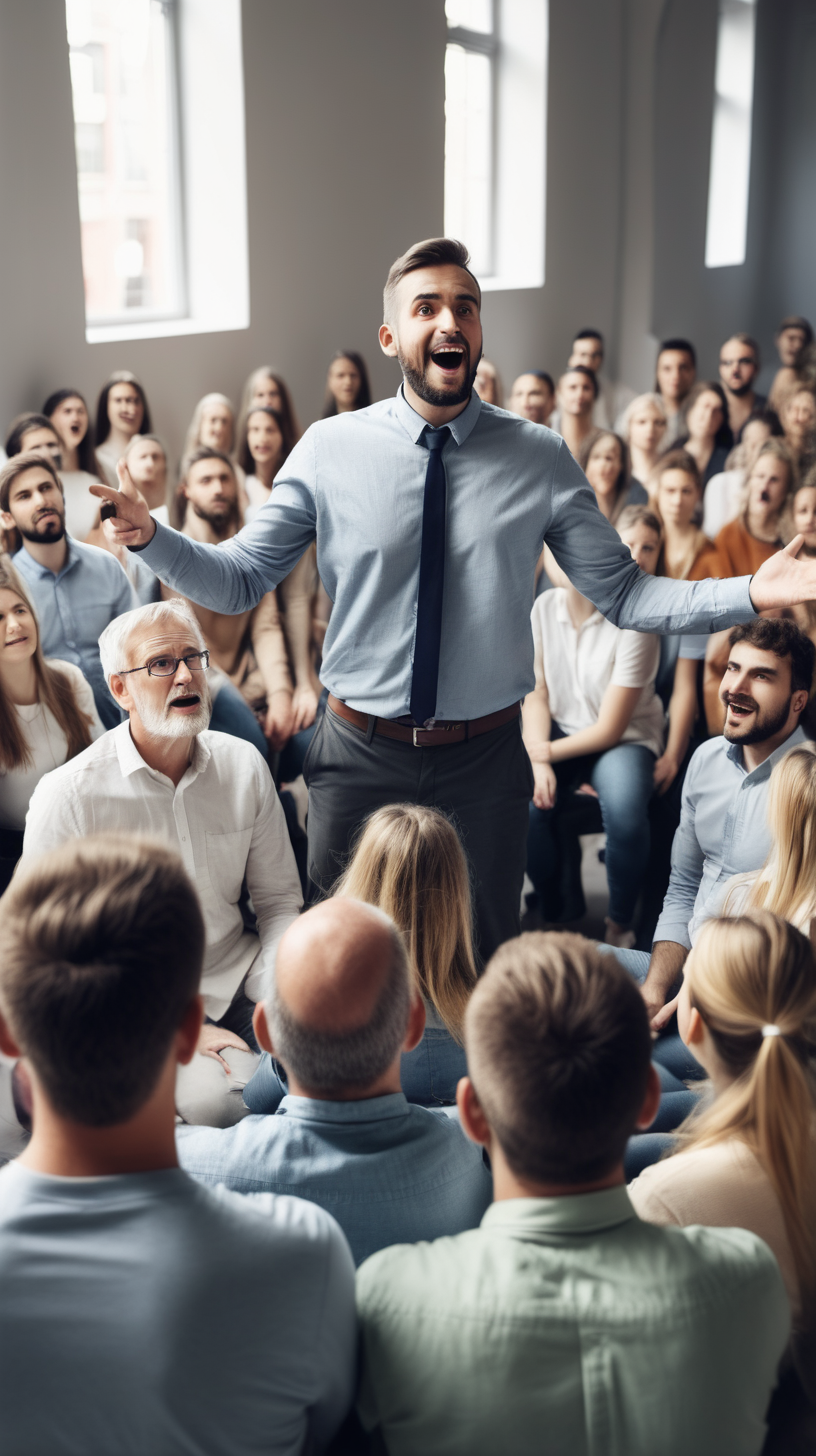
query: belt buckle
412 727 422 747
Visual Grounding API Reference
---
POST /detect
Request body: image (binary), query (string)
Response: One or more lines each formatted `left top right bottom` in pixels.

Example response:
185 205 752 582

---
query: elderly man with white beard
22 599 303 1128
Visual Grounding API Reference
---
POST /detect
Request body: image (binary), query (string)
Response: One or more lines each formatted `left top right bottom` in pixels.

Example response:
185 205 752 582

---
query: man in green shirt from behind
356 932 789 1456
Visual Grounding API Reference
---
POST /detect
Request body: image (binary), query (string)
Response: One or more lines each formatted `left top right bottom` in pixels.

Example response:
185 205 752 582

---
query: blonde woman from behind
629 911 816 1404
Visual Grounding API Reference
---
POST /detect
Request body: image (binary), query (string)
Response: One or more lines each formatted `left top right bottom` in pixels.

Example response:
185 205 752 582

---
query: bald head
267 900 414 1096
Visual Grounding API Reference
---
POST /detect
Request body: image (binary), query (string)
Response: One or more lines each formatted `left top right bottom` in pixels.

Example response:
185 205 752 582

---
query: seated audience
177 899 492 1266
614 619 812 1048
768 315 814 412
183 392 239 461
474 357 502 405
524 546 664 947
0 836 355 1455
780 382 816 473
674 380 732 488
629 911 816 1400
42 389 101 541
22 599 303 1126
620 391 668 489
713 439 796 577
239 366 301 457
0 454 136 728
506 370 554 424
553 364 597 458
238 404 289 520
793 471 816 558
651 450 718 580
322 350 372 416
0 556 102 890
94 371 152 489
655 336 697 443
355 932 790 1456
567 327 634 427
165 447 295 754
703 406 784 539
719 333 766 442
577 428 647 523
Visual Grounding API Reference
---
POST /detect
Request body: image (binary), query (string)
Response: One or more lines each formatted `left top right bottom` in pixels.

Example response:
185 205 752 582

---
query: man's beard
20 515 65 544
191 500 240 536
132 679 212 740
722 693 792 745
399 344 480 408
728 379 754 398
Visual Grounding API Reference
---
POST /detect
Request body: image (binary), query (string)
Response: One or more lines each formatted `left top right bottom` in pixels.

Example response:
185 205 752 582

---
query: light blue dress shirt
136 388 757 719
177 1091 493 1266
654 725 807 948
13 538 136 728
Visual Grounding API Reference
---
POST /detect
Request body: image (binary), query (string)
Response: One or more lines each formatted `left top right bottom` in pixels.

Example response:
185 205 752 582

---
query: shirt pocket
205 827 254 905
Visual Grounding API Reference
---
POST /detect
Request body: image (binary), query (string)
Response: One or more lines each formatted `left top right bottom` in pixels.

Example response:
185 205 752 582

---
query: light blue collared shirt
176 1092 493 1266
13 538 135 728
654 725 808 948
136 389 756 719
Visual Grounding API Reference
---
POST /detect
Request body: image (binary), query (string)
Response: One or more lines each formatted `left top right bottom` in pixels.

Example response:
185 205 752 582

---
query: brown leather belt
327 695 520 747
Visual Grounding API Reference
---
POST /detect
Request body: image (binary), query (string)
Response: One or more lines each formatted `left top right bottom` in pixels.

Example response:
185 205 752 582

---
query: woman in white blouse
523 544 665 948
0 558 103 887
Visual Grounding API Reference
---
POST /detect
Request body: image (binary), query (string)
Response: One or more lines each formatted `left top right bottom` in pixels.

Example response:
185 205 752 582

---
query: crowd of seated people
0 313 815 1453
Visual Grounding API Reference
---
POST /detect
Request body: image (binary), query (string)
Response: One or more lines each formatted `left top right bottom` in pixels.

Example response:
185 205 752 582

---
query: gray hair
268 915 412 1094
98 599 205 690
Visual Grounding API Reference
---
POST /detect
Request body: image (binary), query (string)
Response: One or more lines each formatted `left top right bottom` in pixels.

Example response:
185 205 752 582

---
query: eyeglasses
118 650 210 678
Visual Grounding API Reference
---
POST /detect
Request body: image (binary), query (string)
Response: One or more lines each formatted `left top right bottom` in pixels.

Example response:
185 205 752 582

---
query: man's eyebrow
411 291 480 307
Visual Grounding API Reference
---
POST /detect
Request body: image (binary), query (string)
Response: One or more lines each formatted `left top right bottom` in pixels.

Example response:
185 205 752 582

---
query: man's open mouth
431 345 466 374
726 698 756 718
169 694 201 710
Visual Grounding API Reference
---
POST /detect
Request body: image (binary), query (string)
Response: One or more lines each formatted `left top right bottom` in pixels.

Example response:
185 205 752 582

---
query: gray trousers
302 705 534 965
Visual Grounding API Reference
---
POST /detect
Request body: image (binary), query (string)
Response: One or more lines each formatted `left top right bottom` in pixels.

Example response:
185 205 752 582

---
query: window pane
444 44 493 275
66 0 184 322
446 0 493 34
705 0 756 269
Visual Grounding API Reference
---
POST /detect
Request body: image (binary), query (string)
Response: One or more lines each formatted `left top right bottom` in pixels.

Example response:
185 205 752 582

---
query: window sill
86 312 249 345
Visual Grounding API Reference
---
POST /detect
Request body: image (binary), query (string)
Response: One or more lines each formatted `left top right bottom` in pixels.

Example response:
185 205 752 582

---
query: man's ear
457 1076 491 1148
401 993 426 1055
108 672 131 712
378 321 399 358
0 1012 22 1060
0 510 16 533
792 688 809 718
253 1001 275 1056
633 1063 662 1132
175 995 204 1066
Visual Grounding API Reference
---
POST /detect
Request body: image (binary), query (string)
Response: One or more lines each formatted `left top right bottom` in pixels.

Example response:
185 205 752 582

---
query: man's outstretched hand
89 460 157 550
749 536 816 611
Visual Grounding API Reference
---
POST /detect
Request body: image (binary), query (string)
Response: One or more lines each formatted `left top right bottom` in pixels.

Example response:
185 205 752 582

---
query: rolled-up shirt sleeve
652 755 707 949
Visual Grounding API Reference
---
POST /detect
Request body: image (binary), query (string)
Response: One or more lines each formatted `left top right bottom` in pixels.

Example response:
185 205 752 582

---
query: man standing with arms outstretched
92 238 816 962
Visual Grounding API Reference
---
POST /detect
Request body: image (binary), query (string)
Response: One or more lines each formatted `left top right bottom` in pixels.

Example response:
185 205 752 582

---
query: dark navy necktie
410 426 449 726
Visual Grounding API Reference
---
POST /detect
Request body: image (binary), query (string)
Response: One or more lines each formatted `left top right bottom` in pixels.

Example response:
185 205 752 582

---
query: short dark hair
532 370 555 392
5 413 59 459
728 619 816 699
560 364 599 400
0 836 205 1127
746 405 784 437
777 316 813 348
466 932 652 1185
653 447 701 493
173 447 238 531
617 503 662 538
383 238 481 324
573 328 604 346
0 451 63 515
659 337 697 367
722 332 760 366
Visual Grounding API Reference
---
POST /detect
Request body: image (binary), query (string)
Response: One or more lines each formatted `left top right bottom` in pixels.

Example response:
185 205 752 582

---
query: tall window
444 0 547 291
66 0 185 324
704 0 757 269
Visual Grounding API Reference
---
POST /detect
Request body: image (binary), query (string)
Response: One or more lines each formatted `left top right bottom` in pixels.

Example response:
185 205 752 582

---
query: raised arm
544 440 816 630
90 438 319 616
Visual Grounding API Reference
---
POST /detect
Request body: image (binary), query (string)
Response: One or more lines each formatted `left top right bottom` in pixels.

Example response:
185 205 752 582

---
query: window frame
445 5 499 279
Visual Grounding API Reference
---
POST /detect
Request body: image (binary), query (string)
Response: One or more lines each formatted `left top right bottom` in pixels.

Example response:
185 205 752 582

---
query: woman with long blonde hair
629 912 816 1390
714 744 816 935
243 804 478 1112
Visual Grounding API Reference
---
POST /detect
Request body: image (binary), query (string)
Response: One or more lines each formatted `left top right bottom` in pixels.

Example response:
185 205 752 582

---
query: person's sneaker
604 918 636 950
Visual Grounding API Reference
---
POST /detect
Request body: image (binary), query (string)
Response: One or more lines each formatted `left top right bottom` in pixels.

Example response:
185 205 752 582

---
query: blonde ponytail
678 912 816 1318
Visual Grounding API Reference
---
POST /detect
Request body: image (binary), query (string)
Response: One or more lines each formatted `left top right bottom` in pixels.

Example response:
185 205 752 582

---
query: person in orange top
713 440 797 578
651 450 719 581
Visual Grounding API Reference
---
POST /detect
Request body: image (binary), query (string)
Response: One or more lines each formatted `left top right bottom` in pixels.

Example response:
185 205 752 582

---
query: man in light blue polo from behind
177 899 492 1265
355 932 789 1456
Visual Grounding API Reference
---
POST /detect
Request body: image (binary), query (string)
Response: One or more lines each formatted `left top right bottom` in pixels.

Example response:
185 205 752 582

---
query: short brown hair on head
465 932 652 1185
616 503 662 538
0 836 205 1127
654 447 701 493
383 237 481 324
0 451 63 515
728 618 815 698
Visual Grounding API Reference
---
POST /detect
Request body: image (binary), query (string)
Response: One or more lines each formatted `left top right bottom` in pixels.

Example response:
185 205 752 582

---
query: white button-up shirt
23 724 303 1018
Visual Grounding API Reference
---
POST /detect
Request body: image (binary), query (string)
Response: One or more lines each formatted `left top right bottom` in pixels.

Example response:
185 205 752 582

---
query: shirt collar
482 1185 638 1238
113 720 211 783
13 537 80 580
725 723 807 778
275 1092 410 1124
393 382 482 448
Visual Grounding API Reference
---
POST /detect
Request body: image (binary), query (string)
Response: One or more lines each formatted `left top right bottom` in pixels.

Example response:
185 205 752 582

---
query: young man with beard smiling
22 598 303 1129
0 454 136 728
91 238 816 964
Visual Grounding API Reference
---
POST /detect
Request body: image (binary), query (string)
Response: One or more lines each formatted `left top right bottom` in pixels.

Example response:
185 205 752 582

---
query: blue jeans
527 738 656 926
400 1028 467 1107
209 681 268 759
243 1053 288 1113
602 945 707 1080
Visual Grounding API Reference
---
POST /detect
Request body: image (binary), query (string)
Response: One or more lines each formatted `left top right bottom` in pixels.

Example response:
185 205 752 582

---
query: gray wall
0 0 810 461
